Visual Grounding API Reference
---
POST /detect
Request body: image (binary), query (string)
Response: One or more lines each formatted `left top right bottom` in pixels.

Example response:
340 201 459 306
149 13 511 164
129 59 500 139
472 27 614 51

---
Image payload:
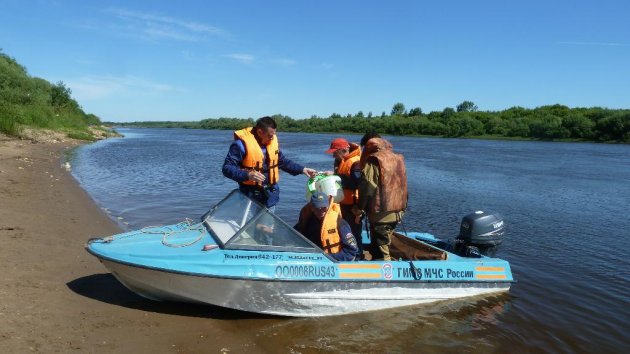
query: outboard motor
454 211 505 257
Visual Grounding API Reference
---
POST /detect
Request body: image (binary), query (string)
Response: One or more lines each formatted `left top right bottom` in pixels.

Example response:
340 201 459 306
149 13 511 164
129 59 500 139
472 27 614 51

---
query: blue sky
1 0 628 122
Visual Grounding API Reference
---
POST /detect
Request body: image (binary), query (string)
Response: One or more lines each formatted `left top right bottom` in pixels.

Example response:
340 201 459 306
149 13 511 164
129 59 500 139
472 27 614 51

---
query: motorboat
86 190 514 317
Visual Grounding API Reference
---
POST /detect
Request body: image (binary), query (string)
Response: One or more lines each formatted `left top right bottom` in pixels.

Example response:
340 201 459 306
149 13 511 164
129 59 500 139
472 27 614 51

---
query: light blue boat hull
87 225 513 316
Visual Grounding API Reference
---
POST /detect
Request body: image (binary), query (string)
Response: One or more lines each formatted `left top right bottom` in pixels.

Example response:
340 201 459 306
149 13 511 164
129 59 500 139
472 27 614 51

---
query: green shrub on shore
66 130 97 141
0 49 103 140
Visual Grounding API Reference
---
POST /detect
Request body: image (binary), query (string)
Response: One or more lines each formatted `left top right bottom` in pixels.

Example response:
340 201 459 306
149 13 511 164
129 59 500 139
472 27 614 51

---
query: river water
70 128 629 353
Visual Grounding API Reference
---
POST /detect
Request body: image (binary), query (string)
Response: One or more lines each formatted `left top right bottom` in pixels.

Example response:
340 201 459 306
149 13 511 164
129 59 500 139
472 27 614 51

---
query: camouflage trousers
369 222 398 261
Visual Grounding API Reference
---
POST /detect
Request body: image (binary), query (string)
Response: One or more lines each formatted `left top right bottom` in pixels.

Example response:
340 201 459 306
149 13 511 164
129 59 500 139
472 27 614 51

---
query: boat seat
389 232 447 261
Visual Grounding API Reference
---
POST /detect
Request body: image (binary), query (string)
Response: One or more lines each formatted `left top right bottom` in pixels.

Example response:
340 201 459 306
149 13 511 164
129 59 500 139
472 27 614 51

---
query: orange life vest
321 201 342 254
336 144 361 205
234 127 280 186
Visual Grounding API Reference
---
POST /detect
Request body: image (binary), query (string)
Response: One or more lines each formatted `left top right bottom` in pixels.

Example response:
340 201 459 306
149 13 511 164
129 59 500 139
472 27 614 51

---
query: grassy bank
0 50 114 141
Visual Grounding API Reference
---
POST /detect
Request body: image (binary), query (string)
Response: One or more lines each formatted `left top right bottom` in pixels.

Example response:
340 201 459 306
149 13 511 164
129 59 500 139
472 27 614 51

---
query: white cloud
66 75 182 101
270 58 296 66
103 8 229 42
558 41 629 47
223 53 255 65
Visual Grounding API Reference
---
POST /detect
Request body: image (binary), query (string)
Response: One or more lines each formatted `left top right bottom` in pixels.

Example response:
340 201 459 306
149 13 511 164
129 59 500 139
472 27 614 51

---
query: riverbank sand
0 135 248 353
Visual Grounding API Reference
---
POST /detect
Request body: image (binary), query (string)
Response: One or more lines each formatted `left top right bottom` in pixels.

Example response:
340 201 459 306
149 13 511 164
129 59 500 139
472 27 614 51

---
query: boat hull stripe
476 266 505 272
476 274 507 279
338 264 382 269
339 273 382 279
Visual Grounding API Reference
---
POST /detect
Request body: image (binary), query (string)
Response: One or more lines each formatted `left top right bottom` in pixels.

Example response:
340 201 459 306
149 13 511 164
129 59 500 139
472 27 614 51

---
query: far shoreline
110 125 627 144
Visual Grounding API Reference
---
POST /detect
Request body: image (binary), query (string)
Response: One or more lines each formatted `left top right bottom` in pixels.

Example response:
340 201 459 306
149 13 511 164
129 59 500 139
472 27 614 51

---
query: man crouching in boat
294 192 360 261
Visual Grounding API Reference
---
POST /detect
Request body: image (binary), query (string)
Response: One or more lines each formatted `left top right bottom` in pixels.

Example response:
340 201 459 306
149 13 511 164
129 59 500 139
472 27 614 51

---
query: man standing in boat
353 134 408 261
294 191 360 261
324 138 364 257
222 116 317 209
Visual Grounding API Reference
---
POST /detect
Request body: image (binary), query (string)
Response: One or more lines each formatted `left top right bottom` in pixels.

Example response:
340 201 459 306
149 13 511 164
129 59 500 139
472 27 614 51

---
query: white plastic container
306 174 344 202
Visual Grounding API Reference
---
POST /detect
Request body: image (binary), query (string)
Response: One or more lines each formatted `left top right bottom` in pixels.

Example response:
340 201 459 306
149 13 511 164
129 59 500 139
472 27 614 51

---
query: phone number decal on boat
224 253 283 261
275 265 336 278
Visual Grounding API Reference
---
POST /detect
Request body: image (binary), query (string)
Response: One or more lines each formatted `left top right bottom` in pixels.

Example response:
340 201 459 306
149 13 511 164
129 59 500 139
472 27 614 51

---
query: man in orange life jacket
324 138 364 257
294 192 360 261
222 116 317 209
352 133 408 261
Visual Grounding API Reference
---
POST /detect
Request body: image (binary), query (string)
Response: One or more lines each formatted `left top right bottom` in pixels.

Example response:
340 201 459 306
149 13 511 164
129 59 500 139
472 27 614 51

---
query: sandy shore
0 135 251 353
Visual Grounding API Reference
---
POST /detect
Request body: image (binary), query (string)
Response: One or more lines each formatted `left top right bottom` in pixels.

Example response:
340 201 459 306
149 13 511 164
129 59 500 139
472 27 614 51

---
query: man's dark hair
360 131 381 146
256 116 277 130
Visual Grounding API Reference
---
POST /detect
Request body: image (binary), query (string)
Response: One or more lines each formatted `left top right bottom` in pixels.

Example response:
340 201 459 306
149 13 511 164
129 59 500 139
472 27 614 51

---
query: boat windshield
202 190 320 252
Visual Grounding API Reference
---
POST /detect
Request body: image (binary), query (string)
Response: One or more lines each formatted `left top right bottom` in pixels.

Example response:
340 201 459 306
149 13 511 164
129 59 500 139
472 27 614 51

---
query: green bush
67 130 97 141
0 50 102 137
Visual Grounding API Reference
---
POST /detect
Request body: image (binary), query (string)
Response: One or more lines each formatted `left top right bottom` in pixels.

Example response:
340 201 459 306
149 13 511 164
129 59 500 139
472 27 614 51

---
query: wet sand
0 135 252 353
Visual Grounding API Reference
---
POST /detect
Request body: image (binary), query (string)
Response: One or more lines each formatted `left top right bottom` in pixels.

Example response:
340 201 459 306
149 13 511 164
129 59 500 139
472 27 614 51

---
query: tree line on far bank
2 49 627 143
114 101 630 143
0 50 104 140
